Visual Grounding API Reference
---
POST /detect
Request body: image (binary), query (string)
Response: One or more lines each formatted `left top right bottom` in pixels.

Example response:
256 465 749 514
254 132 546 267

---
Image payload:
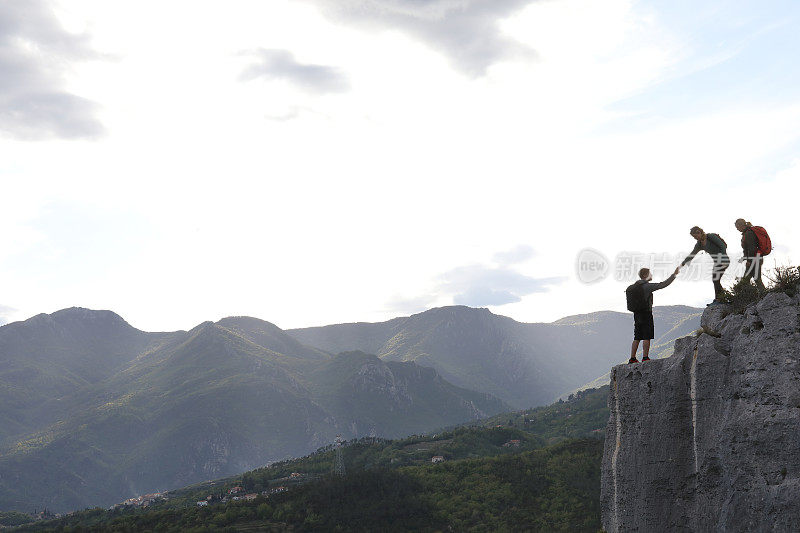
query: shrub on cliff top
720 265 800 313
766 265 800 297
719 278 761 313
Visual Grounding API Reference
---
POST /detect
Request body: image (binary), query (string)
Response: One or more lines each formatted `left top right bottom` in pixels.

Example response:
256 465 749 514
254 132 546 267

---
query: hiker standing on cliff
735 219 769 293
626 266 680 364
681 226 729 304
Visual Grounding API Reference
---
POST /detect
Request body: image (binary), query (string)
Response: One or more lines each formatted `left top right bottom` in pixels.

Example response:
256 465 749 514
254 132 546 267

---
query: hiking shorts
633 310 655 340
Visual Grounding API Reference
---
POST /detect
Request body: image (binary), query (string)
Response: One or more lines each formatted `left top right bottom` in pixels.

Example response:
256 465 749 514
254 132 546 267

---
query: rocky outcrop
601 292 800 532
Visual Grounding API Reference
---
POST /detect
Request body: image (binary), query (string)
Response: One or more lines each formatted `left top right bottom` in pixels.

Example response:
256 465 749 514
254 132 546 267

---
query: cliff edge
601 292 800 532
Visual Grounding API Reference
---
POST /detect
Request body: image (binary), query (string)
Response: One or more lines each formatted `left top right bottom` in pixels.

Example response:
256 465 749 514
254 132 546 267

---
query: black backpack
625 282 649 312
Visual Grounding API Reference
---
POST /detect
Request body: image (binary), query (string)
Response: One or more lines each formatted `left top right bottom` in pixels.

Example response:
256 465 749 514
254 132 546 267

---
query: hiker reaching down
681 226 729 304
626 266 681 364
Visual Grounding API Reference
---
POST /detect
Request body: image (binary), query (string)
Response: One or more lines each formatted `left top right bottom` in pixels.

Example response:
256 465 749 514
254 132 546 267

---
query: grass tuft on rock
766 265 800 297
720 264 800 313
719 279 761 313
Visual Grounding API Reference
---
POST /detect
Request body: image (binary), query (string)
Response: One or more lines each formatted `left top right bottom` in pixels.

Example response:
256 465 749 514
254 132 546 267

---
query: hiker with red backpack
735 219 771 293
626 266 681 364
681 226 729 305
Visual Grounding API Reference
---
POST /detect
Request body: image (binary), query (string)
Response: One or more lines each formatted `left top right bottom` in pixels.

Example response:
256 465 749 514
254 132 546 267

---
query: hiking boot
628 357 639 364
642 356 650 361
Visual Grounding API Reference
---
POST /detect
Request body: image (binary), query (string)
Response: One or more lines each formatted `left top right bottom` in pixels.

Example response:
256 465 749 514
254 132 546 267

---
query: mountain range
0 304 700 513
289 304 702 407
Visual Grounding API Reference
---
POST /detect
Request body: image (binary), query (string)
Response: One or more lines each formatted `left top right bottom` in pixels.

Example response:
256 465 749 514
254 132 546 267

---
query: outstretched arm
681 241 702 266
648 272 677 292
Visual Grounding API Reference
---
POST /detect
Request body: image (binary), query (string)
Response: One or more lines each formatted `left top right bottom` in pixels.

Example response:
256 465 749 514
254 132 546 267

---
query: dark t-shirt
633 274 677 309
741 228 758 258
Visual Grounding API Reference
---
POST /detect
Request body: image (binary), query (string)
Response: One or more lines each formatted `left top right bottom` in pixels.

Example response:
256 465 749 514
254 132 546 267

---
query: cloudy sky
1 0 799 331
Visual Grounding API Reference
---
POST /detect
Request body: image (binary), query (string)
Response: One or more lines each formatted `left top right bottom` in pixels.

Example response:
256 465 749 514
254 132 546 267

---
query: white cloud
1 0 799 331
301 0 538 75
239 49 350 94
0 0 104 139
493 245 536 265
387 246 566 313
0 304 17 325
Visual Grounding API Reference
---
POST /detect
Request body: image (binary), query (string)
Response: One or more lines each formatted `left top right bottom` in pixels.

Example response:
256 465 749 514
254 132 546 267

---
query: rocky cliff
601 292 800 532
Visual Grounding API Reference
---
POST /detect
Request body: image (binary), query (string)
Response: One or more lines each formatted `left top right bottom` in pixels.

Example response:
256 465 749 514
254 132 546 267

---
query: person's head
639 267 652 281
689 226 705 241
734 218 751 232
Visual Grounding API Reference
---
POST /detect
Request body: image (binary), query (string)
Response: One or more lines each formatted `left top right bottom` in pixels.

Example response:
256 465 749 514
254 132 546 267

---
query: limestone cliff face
601 292 800 532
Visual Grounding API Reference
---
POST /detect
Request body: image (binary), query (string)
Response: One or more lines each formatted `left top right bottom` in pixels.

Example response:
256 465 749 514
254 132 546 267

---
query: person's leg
631 339 640 360
743 259 755 285
755 278 766 292
713 277 723 300
642 311 654 360
712 261 728 301
631 312 644 362
754 255 766 293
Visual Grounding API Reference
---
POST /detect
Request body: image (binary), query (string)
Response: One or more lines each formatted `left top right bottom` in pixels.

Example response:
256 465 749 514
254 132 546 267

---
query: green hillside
0 311 510 513
474 386 609 444
15 440 603 532
0 308 174 446
0 304 635 515
306 351 509 438
0 322 336 513
12 386 609 531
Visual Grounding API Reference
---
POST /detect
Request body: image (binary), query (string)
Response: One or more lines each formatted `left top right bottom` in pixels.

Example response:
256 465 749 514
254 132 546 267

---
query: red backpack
751 226 772 255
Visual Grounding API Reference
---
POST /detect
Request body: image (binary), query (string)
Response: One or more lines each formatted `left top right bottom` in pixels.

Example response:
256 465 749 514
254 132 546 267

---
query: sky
1 0 799 332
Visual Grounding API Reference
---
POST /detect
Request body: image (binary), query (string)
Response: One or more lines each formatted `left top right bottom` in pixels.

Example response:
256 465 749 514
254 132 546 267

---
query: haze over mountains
290 305 702 408
0 304 700 513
